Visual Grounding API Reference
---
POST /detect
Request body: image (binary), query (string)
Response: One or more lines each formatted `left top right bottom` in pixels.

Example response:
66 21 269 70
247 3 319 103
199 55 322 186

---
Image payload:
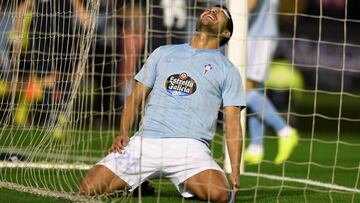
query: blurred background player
244 0 299 165
117 1 145 107
8 0 91 127
0 2 12 99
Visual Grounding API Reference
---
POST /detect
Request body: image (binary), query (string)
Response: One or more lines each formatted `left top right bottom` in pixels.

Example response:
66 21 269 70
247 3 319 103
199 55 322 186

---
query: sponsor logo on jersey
165 72 197 96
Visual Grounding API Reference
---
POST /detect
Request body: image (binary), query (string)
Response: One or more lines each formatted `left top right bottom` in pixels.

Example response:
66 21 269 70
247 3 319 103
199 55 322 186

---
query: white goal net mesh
0 0 359 202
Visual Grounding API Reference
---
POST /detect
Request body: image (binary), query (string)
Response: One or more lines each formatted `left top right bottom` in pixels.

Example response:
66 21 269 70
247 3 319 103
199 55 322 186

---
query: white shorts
96 136 223 198
247 39 277 82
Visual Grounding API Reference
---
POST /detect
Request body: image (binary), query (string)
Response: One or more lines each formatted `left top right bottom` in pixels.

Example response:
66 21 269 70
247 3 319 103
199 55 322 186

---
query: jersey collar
185 43 220 54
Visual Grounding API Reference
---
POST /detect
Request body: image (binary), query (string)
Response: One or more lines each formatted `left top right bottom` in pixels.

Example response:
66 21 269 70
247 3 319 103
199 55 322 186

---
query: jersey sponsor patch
165 72 197 96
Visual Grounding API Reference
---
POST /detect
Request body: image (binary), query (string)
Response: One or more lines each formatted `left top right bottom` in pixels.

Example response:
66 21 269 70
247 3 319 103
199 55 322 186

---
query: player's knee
210 189 230 203
79 181 91 195
196 187 230 203
79 179 97 196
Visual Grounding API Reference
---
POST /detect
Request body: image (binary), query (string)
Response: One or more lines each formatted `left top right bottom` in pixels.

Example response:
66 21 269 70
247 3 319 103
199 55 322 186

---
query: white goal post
224 0 248 174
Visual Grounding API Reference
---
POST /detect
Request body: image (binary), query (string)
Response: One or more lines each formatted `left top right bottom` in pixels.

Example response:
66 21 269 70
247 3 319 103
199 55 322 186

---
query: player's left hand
229 171 240 195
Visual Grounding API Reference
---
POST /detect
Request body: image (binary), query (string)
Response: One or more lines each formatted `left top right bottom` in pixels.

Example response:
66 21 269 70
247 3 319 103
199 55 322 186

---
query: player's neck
190 32 220 50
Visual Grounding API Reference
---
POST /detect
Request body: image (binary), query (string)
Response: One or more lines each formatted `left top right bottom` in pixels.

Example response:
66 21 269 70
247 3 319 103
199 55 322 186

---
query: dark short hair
214 5 233 46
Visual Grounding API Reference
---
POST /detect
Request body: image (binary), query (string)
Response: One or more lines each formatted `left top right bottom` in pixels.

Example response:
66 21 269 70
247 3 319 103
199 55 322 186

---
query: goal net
240 0 360 202
0 0 359 202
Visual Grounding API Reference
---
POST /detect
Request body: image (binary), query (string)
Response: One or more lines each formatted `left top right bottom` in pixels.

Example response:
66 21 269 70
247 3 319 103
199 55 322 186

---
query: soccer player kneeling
79 5 245 203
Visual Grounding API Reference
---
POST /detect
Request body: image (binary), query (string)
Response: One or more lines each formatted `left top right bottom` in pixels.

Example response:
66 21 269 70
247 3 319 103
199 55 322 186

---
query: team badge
204 64 212 75
165 72 197 96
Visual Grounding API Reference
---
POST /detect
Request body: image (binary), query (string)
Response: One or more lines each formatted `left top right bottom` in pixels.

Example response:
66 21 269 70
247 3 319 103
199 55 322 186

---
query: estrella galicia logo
165 72 197 96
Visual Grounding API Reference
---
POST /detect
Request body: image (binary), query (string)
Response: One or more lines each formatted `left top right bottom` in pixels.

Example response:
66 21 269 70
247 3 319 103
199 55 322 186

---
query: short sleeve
134 47 162 88
222 67 246 109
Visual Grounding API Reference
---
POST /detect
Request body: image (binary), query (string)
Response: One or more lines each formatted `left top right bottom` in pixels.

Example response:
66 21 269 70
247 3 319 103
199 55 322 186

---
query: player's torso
140 44 228 139
150 44 225 110
248 0 279 38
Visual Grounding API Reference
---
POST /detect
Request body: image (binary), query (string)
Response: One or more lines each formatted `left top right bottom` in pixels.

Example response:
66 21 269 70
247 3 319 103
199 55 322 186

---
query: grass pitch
0 130 359 202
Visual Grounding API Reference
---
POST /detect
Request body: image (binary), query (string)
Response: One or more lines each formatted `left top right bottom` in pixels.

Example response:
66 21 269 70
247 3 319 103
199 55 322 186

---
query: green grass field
1 129 359 203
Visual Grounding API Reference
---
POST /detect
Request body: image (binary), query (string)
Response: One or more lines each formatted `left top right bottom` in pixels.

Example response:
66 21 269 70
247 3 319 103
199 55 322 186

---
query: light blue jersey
134 44 246 145
248 0 279 39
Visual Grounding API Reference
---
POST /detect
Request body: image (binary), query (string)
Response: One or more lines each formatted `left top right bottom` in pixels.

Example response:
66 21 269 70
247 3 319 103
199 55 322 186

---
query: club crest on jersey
204 64 212 75
165 72 197 96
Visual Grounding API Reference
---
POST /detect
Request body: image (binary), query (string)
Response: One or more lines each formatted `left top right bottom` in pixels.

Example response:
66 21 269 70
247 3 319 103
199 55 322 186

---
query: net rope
0 0 359 202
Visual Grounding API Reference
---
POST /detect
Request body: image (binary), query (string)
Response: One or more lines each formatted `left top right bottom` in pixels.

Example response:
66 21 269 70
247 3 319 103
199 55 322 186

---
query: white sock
277 126 292 137
247 144 263 154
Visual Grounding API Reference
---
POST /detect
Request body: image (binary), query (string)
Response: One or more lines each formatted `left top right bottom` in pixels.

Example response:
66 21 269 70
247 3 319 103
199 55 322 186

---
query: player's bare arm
248 0 258 12
224 106 243 194
108 82 151 153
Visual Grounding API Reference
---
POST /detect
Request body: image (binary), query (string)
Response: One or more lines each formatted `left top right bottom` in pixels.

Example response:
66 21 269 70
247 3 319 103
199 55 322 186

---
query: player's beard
195 19 223 40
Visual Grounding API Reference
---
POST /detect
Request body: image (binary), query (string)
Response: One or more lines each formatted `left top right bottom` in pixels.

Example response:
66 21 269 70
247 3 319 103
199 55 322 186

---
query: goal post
224 0 248 174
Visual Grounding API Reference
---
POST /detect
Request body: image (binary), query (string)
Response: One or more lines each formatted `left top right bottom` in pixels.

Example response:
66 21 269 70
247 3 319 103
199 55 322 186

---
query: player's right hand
229 171 240 195
108 135 130 154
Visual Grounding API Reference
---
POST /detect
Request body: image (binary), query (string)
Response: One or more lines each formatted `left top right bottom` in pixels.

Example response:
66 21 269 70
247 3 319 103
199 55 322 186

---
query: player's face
198 7 229 34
